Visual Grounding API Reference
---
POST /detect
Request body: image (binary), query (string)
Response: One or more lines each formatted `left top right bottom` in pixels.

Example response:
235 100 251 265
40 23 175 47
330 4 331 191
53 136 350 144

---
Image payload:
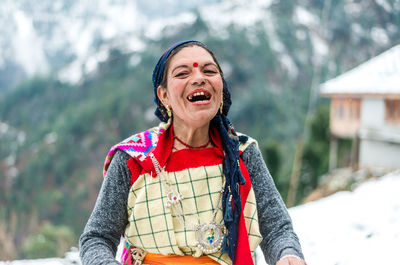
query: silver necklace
149 153 226 254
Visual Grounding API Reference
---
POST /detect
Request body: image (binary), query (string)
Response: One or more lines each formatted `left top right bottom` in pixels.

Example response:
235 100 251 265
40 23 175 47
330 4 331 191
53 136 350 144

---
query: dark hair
152 41 243 263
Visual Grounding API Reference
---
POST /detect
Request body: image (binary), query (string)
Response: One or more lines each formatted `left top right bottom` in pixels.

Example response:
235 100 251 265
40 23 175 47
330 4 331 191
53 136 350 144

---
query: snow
0 259 65 265
0 250 80 265
376 0 393 13
320 45 400 95
309 33 329 64
144 12 197 40
2 171 399 265
1 0 146 83
371 27 389 46
345 2 363 16
12 10 49 76
294 6 328 64
2 0 320 84
256 170 400 265
294 6 319 27
199 0 273 38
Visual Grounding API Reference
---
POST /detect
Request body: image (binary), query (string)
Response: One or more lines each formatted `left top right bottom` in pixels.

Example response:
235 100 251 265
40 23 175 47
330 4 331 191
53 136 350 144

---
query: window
385 99 400 124
351 98 361 120
333 97 360 120
334 98 344 119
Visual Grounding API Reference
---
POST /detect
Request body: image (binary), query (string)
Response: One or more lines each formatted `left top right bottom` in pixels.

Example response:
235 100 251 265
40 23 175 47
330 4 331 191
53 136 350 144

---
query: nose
191 68 206 86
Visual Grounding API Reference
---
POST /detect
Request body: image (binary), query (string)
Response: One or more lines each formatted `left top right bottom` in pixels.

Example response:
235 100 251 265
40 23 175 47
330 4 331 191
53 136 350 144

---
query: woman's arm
79 150 132 265
241 144 305 265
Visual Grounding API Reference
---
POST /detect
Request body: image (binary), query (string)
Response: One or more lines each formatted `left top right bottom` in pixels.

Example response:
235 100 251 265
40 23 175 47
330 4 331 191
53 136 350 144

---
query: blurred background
1 0 399 263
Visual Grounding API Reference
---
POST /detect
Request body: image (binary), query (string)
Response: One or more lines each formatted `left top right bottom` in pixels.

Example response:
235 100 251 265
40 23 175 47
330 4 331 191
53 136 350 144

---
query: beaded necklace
173 135 211 149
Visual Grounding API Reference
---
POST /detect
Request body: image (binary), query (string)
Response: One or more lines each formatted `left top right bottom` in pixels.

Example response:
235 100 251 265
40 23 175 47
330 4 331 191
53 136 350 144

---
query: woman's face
157 46 223 129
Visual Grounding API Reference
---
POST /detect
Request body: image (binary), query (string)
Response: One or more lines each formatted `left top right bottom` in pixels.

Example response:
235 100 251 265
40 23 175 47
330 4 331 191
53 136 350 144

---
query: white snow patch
12 10 48 76
0 121 9 134
263 15 284 54
280 53 299 79
376 0 393 12
351 23 363 35
129 54 141 68
310 33 329 63
345 2 363 16
144 12 197 40
58 60 83 84
256 171 400 265
44 132 58 145
0 259 66 265
294 6 319 26
199 0 272 34
371 27 389 46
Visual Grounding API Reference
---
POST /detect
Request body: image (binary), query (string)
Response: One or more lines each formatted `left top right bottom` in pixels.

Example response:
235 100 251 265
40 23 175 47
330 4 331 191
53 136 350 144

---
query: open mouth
187 91 212 102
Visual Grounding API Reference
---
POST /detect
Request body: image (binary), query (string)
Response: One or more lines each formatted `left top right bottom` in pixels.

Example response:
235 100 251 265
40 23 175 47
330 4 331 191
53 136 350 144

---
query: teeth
188 91 208 101
191 91 206 97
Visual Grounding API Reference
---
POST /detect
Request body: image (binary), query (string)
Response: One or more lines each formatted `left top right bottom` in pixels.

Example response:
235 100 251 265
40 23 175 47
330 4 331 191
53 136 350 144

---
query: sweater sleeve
241 143 304 265
79 150 132 265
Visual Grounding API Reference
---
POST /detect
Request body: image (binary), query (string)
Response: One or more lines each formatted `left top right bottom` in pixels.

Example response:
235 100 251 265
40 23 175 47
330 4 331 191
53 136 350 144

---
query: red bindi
193 62 198 67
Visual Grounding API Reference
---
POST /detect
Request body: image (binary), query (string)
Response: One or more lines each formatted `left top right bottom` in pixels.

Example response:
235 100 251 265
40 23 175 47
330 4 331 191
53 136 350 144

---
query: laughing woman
79 40 306 265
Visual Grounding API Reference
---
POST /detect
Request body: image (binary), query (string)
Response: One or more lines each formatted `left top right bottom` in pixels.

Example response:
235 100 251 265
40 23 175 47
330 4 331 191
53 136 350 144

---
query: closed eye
175 72 188 77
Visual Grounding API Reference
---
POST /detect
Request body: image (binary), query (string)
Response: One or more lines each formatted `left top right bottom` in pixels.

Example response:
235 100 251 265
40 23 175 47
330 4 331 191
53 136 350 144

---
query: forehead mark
193 62 198 68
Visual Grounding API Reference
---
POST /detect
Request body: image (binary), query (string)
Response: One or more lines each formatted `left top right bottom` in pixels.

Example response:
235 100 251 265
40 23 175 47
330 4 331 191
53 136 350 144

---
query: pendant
196 222 225 254
165 191 183 207
129 247 146 265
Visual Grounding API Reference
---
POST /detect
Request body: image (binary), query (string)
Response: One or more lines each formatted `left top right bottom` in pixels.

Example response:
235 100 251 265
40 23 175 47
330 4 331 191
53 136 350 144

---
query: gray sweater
79 144 304 265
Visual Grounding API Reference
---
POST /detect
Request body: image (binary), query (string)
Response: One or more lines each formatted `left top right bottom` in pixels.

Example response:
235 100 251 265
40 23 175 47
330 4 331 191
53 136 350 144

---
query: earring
166 105 172 118
220 102 223 114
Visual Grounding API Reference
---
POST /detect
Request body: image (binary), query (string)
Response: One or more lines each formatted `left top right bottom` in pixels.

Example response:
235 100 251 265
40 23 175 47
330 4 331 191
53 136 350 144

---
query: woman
79 40 306 265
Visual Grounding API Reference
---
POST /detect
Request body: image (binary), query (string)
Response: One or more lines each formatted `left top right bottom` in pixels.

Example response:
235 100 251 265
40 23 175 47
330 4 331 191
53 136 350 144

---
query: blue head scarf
152 40 245 263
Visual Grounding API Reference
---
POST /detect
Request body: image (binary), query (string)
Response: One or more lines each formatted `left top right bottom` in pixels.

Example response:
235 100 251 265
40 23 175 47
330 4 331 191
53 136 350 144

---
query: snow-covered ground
257 170 400 265
0 250 80 265
2 171 399 265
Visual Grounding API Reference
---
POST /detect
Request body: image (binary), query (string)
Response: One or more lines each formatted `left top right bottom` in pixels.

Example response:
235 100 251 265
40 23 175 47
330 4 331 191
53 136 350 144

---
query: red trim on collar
166 147 223 172
165 126 224 172
141 124 224 175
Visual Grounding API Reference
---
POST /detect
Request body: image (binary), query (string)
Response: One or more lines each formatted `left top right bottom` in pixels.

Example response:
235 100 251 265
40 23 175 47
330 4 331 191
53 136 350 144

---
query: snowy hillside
1 0 397 92
2 171 399 265
0 0 334 87
0 0 219 88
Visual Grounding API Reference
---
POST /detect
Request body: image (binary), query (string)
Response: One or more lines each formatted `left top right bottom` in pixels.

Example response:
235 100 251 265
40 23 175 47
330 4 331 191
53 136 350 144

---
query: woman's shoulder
111 123 170 155
119 123 168 145
236 132 258 152
103 122 170 176
111 149 132 164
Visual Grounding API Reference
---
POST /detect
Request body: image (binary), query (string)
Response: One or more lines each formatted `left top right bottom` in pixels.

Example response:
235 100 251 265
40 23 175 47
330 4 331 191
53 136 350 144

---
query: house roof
320 44 400 96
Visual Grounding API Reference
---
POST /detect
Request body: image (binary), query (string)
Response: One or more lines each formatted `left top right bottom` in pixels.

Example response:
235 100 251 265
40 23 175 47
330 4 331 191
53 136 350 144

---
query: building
320 44 400 170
